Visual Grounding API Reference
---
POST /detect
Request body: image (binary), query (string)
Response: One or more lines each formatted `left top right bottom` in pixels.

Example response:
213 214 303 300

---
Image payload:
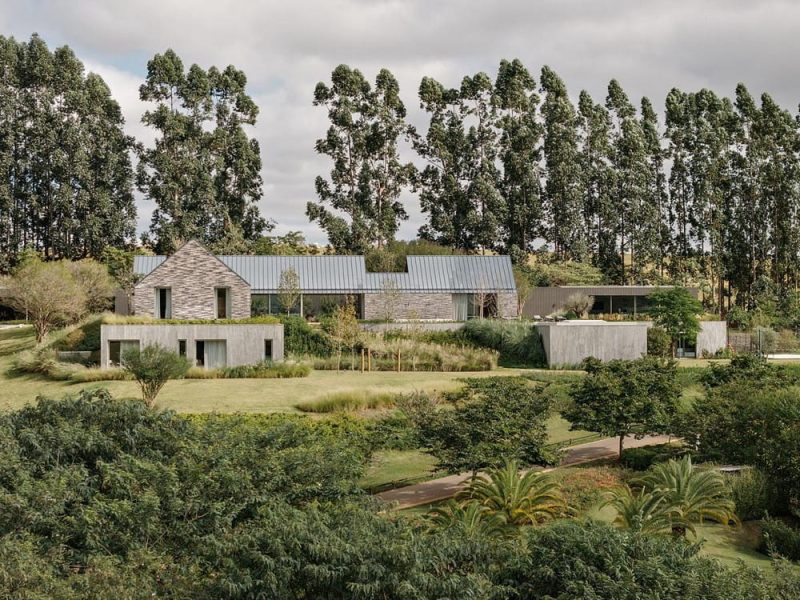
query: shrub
69 367 131 383
296 390 396 413
553 466 629 513
727 468 778 521
760 516 800 560
121 344 191 407
620 443 686 471
280 315 334 357
647 326 672 358
52 315 104 352
367 411 419 451
221 361 311 379
461 319 546 367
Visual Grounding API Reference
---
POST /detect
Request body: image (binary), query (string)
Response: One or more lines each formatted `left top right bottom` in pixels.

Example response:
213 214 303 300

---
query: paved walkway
376 434 673 509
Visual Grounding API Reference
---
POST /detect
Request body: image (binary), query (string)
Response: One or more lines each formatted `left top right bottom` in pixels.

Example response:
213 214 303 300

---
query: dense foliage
0 390 798 597
0 35 136 271
407 377 556 473
565 357 681 456
121 344 191 406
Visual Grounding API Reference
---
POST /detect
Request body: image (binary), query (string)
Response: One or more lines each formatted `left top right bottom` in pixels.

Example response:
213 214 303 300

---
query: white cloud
3 0 800 243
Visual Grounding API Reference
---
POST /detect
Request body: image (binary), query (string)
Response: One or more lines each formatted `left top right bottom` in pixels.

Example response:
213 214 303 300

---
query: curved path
376 434 673 509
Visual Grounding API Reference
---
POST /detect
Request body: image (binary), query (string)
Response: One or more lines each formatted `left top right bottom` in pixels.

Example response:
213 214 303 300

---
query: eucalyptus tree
540 66 586 261
308 65 414 252
415 71 504 253
137 49 267 253
606 80 658 283
577 90 616 275
640 97 670 277
0 34 136 267
494 59 542 260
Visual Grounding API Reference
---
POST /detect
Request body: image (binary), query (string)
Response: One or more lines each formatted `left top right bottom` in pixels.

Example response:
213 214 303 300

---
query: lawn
0 325 567 413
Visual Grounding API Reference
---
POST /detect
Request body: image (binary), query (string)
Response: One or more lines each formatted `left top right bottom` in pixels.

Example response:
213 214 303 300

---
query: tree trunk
619 434 625 459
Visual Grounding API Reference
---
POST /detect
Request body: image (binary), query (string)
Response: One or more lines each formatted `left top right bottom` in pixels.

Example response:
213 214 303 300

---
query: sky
3 0 800 244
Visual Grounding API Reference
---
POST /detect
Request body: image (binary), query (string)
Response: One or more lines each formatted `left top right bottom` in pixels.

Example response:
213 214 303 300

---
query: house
128 241 518 322
523 285 700 318
102 241 517 369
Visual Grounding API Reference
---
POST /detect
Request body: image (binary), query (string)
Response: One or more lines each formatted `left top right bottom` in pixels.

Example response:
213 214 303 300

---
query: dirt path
376 434 674 509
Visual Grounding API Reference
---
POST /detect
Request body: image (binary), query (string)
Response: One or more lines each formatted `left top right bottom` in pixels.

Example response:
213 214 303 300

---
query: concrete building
100 323 284 369
523 285 700 318
130 242 518 322
535 321 649 367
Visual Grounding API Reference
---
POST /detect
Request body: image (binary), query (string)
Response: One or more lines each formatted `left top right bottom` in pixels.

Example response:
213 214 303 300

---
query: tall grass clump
221 361 311 379
296 390 397 413
462 319 546 367
69 367 132 382
313 336 497 372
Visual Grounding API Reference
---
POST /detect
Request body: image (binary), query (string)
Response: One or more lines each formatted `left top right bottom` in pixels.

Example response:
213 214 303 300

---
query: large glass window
155 288 171 319
251 293 362 320
108 340 140 367
215 288 230 319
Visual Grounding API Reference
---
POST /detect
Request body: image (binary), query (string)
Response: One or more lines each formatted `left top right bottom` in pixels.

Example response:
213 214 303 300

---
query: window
195 340 205 367
215 288 230 319
264 339 273 361
155 288 171 319
178 340 186 357
108 340 140 367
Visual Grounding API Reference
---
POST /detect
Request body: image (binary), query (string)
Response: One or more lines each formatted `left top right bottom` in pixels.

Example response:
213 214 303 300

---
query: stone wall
497 292 518 319
100 323 284 368
132 241 251 319
363 292 455 321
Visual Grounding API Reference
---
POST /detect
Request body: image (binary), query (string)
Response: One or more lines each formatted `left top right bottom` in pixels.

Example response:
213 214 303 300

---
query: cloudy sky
3 0 800 244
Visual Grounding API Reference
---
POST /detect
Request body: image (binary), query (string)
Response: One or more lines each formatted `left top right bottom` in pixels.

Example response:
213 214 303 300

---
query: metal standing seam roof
133 254 516 293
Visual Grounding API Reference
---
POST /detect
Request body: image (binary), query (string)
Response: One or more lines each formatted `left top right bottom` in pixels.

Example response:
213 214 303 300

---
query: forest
2 34 800 314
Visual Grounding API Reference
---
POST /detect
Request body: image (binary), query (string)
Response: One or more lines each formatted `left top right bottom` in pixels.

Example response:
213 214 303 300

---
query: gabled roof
134 253 516 293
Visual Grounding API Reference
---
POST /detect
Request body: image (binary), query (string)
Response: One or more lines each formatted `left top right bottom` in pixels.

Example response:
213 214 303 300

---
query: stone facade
363 292 455 321
362 291 518 321
497 292 517 319
133 241 251 319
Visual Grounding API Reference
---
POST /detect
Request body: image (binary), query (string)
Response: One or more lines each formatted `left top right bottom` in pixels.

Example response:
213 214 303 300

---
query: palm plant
638 455 740 537
426 500 507 538
603 484 674 535
456 460 566 526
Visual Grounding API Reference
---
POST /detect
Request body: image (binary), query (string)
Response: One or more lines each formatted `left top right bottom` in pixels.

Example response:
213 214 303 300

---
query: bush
647 326 672 358
552 466 630 513
69 367 131 382
221 361 311 379
122 344 191 407
620 443 686 471
280 315 334 357
760 516 800 560
727 468 778 521
313 337 497 372
296 390 396 413
461 319 546 367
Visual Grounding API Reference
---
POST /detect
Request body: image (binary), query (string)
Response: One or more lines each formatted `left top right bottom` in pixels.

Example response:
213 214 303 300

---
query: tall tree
540 66 585 261
307 65 414 252
577 91 616 276
494 59 542 260
415 71 503 252
0 34 136 269
137 50 267 253
606 80 657 283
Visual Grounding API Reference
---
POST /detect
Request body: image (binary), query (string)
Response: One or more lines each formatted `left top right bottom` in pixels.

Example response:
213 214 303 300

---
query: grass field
0 325 570 413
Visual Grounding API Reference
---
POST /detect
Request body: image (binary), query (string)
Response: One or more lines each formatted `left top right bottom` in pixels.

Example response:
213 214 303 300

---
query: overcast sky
3 0 800 244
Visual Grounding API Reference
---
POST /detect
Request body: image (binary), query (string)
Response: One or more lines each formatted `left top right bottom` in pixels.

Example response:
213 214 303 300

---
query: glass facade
251 294 362 320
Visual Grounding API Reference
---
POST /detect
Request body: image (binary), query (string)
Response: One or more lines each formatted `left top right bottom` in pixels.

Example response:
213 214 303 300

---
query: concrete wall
133 241 251 319
100 324 284 368
696 321 728 357
535 321 648 367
